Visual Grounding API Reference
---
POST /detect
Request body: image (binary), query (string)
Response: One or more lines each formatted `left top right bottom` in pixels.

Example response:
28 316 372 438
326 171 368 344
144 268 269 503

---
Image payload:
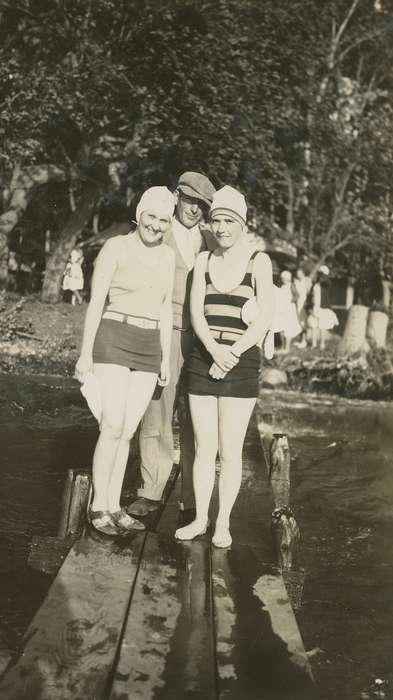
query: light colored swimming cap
136 186 175 222
210 185 247 225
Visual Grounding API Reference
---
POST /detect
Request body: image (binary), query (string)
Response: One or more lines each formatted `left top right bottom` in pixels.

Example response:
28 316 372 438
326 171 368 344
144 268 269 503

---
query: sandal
110 508 146 532
87 509 120 537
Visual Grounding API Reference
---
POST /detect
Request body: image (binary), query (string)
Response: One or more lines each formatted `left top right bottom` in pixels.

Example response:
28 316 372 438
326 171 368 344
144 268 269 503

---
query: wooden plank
0 532 145 700
109 532 216 700
154 466 182 535
147 464 180 533
28 535 76 576
212 544 316 700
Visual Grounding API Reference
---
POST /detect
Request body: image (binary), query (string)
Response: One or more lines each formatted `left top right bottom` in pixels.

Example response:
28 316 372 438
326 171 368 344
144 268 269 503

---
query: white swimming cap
136 186 175 223
210 185 247 225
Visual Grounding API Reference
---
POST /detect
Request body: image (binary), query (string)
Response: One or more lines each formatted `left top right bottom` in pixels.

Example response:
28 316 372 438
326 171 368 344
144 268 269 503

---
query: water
0 377 392 699
259 390 393 700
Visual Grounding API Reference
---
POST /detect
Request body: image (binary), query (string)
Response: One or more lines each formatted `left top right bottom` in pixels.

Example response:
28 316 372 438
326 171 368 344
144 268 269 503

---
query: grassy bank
0 293 85 376
1 293 392 400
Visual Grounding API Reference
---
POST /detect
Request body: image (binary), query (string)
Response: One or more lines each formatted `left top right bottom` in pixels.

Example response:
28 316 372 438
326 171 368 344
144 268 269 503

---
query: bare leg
107 370 157 512
91 364 130 511
175 394 218 540
320 329 327 350
213 396 256 547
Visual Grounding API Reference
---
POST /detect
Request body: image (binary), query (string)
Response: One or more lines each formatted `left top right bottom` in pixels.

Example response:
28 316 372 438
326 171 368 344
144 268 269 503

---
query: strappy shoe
87 510 119 537
126 497 160 517
212 526 232 548
110 508 146 532
174 520 208 541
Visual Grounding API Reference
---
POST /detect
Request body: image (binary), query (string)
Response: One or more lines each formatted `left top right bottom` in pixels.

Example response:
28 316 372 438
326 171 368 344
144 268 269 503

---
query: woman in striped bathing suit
175 186 274 547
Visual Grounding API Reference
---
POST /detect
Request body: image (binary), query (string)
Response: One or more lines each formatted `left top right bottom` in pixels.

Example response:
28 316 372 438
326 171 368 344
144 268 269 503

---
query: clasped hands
209 343 239 380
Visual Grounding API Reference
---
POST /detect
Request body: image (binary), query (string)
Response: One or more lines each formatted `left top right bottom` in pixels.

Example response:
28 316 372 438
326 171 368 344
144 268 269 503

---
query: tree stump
338 304 369 356
29 469 92 576
367 310 389 348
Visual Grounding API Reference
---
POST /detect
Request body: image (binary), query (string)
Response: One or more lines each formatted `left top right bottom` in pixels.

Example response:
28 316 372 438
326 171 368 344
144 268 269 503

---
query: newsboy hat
177 172 216 207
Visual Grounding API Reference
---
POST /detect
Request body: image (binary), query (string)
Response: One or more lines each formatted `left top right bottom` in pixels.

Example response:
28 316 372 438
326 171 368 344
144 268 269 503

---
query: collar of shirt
172 218 201 271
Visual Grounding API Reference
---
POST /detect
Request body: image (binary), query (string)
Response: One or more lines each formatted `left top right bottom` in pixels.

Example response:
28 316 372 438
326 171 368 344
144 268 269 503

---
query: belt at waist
102 310 160 330
210 328 242 343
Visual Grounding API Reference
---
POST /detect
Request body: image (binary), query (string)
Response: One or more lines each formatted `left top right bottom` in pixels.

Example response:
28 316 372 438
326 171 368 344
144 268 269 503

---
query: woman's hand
209 362 228 380
209 342 239 372
74 354 93 383
157 358 170 387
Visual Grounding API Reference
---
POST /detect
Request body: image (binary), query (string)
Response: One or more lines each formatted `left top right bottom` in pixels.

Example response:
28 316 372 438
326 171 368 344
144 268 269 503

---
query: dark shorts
187 340 260 398
93 319 161 373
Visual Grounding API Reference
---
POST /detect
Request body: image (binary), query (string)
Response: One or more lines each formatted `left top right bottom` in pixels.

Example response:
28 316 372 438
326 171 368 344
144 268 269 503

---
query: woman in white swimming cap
175 185 275 548
75 186 175 536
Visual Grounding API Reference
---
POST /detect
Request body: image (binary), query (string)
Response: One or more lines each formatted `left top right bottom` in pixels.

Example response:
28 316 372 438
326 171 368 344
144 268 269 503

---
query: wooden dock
0 417 317 700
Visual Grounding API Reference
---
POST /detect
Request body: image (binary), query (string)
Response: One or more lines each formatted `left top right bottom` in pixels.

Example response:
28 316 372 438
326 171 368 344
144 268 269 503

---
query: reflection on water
0 374 97 663
0 377 392 699
259 390 393 700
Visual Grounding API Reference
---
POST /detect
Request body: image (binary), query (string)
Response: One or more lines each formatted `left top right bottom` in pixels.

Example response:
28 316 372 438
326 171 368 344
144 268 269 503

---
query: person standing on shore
128 172 216 525
307 265 338 350
63 248 84 306
75 186 175 536
175 185 274 548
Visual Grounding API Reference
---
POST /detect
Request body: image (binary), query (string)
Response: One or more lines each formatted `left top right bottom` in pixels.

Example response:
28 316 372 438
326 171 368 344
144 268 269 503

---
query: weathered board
0 532 145 700
212 544 316 700
109 532 215 700
155 466 183 535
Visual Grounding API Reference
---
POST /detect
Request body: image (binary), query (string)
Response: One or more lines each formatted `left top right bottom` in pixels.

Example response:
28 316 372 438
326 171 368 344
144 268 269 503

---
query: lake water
0 375 392 700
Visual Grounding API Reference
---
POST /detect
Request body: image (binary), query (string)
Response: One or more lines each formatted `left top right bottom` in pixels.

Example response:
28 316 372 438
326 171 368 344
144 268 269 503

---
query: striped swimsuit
187 250 261 398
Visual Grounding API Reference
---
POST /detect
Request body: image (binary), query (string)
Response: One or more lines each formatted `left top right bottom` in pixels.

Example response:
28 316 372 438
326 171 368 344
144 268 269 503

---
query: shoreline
1 294 392 402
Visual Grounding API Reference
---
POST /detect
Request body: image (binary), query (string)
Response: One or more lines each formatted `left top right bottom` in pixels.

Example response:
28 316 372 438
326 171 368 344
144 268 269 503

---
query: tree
1 0 392 304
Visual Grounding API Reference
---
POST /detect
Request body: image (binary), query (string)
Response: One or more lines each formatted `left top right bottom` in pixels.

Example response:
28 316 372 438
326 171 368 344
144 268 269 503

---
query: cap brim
177 184 212 207
210 207 246 226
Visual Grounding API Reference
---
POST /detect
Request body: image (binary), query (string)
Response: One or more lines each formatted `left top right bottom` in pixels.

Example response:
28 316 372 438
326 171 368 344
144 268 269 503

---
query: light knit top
163 220 212 330
105 235 171 321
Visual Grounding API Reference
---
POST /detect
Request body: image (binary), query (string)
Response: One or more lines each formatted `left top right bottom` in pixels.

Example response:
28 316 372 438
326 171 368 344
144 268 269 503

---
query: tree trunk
0 165 66 285
338 304 369 356
41 182 101 303
367 310 389 348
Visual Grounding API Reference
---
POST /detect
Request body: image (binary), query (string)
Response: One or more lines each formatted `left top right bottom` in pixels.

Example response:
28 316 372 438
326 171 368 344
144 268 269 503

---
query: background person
63 247 84 305
129 172 216 525
293 267 312 348
276 270 302 353
307 265 339 350
75 186 175 536
175 185 274 548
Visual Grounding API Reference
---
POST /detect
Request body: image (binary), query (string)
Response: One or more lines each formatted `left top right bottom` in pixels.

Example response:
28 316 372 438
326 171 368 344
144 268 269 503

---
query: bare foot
212 525 232 548
175 520 208 541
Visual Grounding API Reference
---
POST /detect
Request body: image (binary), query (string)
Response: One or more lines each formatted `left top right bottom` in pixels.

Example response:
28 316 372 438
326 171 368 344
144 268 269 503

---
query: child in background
63 248 84 305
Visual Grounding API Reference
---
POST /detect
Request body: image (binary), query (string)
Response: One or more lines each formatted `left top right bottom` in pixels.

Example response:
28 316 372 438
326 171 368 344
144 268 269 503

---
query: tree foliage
0 0 392 296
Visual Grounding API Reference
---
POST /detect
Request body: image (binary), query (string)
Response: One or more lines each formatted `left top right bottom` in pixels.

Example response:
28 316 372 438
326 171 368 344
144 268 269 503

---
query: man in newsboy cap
128 172 216 523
